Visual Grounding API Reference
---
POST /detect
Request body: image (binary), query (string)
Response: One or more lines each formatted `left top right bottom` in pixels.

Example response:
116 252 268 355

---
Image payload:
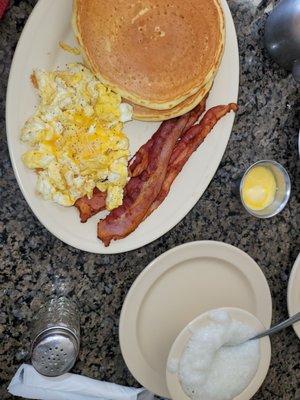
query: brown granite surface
0 0 299 399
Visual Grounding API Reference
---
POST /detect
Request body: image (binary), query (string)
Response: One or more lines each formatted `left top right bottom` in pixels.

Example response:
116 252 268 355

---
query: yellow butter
242 166 276 211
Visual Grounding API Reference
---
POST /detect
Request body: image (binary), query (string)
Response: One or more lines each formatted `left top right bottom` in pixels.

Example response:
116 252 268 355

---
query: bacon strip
74 188 106 223
97 112 193 246
143 103 238 219
128 98 207 178
128 120 172 178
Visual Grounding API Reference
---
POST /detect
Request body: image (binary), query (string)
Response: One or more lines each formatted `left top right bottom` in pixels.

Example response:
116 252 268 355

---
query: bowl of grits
166 307 271 400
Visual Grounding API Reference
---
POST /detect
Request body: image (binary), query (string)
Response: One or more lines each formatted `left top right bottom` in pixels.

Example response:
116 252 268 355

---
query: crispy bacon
97 112 193 246
128 120 173 178
128 98 207 178
143 103 238 219
183 95 209 132
74 188 106 223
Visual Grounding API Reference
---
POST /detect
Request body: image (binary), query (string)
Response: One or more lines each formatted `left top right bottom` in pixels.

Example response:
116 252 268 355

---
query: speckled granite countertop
0 0 299 399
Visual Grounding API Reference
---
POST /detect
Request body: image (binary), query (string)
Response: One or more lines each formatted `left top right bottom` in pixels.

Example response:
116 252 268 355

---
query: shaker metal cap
31 328 79 377
30 297 80 376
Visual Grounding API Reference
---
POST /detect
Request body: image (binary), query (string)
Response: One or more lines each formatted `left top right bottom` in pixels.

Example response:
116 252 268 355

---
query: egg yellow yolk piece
242 166 277 211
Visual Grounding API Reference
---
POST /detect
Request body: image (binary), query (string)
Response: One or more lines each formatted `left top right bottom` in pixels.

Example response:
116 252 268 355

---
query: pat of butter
242 166 276 211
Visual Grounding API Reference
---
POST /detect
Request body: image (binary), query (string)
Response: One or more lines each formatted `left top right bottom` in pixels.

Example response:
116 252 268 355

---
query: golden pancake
73 0 224 110
127 79 213 121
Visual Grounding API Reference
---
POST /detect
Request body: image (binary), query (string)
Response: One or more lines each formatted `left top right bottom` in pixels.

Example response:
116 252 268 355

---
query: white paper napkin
8 364 154 400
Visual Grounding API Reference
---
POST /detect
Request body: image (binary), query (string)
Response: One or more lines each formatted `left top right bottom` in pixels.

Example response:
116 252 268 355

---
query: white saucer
119 241 272 397
287 253 300 339
166 307 271 400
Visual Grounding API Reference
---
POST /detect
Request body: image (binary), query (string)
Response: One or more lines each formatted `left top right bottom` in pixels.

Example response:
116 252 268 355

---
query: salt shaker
30 297 80 377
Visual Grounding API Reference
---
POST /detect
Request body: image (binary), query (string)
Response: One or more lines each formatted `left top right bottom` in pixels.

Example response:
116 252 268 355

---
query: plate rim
119 240 272 397
287 252 300 338
6 0 239 254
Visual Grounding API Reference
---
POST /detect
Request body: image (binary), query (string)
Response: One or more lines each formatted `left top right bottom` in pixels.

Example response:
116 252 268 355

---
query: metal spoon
250 312 300 341
264 0 300 82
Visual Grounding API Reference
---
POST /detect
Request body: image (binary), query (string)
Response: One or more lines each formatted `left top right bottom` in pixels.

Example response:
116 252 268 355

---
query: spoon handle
250 312 300 341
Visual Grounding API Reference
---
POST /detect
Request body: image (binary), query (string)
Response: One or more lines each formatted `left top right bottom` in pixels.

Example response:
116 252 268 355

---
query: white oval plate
6 0 239 254
166 307 271 400
119 241 272 397
287 253 300 339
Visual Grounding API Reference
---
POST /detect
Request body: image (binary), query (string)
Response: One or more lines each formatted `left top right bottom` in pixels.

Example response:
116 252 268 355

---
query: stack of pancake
73 0 225 121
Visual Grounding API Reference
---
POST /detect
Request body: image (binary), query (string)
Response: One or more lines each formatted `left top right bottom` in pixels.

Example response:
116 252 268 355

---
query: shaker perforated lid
31 328 79 377
30 297 80 377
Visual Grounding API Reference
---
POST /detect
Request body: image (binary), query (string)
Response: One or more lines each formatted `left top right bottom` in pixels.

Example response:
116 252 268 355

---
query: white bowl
166 307 271 400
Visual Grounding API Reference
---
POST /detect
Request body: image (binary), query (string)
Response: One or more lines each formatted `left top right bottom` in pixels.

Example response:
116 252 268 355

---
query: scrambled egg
59 41 81 55
21 63 132 210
